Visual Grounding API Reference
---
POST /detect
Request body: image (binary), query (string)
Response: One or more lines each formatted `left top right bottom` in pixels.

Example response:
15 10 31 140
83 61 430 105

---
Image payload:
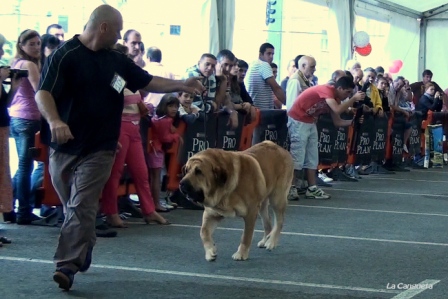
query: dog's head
179 151 228 205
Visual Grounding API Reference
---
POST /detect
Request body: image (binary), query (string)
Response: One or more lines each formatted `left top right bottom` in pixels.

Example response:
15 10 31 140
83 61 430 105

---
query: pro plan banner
316 114 336 165
215 112 245 151
390 115 406 165
334 126 348 164
408 111 423 156
355 113 375 165
335 113 352 164
371 115 388 162
252 109 288 149
179 113 217 164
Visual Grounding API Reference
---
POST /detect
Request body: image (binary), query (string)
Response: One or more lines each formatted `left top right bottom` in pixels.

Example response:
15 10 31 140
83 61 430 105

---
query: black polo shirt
39 35 152 156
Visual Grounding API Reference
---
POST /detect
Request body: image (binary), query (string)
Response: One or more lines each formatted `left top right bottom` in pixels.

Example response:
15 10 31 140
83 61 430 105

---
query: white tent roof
388 0 448 13
360 0 448 18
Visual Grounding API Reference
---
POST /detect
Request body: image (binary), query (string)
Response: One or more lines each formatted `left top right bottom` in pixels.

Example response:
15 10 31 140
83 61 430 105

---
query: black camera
353 81 373 109
0 66 29 79
10 68 29 78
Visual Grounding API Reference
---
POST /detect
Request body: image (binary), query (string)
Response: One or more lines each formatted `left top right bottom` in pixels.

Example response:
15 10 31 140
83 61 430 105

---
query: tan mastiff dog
179 141 293 261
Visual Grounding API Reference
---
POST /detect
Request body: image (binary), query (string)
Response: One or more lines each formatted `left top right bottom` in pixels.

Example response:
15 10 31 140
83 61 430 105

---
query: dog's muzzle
179 179 205 203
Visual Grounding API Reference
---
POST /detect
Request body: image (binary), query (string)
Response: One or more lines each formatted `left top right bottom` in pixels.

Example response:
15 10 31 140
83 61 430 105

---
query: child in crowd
178 91 204 124
148 94 182 212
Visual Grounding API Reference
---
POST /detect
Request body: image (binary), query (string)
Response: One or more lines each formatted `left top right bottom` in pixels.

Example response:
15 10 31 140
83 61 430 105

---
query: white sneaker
318 172 333 183
306 187 331 199
403 144 409 153
129 194 139 202
287 186 300 201
160 200 174 210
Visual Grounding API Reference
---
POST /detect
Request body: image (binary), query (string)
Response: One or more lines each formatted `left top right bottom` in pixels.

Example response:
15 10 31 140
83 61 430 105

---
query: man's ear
213 166 227 186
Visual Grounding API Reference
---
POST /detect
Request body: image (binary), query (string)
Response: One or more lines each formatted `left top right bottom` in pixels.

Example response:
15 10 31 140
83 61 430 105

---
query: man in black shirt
35 4 204 291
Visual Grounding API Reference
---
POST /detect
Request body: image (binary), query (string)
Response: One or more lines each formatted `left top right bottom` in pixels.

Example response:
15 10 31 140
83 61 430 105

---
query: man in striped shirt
244 43 285 109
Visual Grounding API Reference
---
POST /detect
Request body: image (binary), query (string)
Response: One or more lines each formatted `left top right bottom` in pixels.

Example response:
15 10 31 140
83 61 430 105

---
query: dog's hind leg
257 198 272 248
201 210 223 262
232 210 258 261
264 189 288 251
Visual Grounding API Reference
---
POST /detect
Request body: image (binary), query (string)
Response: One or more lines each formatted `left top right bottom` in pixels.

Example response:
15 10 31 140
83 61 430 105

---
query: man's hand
184 76 206 96
353 91 366 102
362 105 372 113
241 102 251 113
377 109 384 117
191 107 200 114
49 119 74 145
227 111 238 129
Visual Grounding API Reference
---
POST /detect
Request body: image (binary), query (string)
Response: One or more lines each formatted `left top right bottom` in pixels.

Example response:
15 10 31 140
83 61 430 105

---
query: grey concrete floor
0 167 447 299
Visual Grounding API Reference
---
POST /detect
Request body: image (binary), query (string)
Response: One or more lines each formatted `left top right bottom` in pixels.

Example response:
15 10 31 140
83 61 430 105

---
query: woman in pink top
101 44 168 227
9 29 42 224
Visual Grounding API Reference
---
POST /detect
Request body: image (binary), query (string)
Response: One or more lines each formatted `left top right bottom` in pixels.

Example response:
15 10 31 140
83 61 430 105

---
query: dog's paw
205 246 217 262
264 238 278 251
257 239 266 248
205 252 217 262
232 251 249 261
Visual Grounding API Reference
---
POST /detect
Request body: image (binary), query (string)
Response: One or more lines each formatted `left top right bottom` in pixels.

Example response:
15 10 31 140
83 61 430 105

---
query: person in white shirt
245 43 285 109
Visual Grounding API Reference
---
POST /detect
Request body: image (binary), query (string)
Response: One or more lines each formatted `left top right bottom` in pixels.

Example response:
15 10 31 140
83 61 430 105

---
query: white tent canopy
387 0 448 14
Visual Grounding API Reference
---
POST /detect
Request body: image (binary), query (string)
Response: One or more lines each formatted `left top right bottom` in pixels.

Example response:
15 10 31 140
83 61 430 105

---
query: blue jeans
31 161 44 207
10 117 40 218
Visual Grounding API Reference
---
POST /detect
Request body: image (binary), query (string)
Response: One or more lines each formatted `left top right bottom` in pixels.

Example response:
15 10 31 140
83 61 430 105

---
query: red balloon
389 65 400 74
393 60 403 69
355 43 372 56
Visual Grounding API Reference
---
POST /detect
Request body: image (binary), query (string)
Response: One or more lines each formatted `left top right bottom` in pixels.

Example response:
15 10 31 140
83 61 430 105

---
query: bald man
285 55 316 111
35 4 204 291
284 56 316 199
328 69 346 85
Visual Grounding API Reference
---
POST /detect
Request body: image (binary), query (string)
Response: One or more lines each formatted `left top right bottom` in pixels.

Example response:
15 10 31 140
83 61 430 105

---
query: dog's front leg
232 210 258 261
200 210 223 262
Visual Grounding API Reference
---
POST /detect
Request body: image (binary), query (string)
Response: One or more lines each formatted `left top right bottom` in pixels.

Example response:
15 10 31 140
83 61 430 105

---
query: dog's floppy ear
213 166 227 186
